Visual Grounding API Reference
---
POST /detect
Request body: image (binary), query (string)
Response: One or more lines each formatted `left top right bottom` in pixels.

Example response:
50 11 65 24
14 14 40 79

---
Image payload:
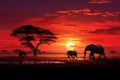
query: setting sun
65 42 75 51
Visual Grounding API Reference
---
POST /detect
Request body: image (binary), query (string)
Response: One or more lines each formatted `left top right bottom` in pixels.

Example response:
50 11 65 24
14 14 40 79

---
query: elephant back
67 50 77 56
94 44 104 54
86 44 95 50
95 44 104 50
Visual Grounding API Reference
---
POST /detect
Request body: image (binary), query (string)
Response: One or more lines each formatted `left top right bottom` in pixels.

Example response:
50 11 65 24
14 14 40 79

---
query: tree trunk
33 49 37 57
36 42 41 53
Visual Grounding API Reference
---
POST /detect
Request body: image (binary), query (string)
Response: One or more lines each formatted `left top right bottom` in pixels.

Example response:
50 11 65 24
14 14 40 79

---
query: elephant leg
75 55 77 60
89 53 92 60
73 55 77 60
73 55 75 59
92 54 95 60
98 54 102 60
68 55 70 59
89 52 95 60
71 55 73 59
103 53 107 60
90 51 95 60
73 55 76 59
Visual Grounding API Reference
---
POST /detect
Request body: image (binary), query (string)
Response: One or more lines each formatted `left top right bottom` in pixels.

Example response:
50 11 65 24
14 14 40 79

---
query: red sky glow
0 0 120 53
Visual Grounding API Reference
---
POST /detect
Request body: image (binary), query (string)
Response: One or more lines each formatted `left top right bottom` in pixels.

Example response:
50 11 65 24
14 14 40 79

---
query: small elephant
18 50 26 57
67 50 77 59
84 44 107 60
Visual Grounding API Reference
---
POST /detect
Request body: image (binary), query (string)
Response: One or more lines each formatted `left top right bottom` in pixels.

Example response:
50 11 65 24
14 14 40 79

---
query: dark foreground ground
0 60 120 79
0 55 120 79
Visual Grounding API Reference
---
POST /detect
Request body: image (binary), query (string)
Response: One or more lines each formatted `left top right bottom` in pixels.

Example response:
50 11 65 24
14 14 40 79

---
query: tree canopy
10 25 57 56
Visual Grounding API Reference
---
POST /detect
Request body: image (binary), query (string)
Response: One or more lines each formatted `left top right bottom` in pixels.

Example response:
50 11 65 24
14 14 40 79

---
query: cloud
57 8 120 17
57 10 71 14
89 0 111 4
21 8 120 36
102 11 120 17
60 23 77 27
27 18 45 22
23 13 62 27
22 8 120 27
82 9 120 17
88 26 120 35
116 11 120 15
57 8 91 15
84 10 101 16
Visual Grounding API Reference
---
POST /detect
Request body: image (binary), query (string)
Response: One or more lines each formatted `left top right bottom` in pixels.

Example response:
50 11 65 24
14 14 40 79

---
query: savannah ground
0 53 120 71
0 53 120 79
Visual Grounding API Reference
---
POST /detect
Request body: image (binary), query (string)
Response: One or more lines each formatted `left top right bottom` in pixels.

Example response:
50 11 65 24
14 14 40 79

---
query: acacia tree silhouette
10 25 57 57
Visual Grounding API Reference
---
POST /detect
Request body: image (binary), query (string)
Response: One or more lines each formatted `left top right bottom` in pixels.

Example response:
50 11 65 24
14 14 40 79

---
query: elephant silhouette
84 44 107 60
67 50 77 59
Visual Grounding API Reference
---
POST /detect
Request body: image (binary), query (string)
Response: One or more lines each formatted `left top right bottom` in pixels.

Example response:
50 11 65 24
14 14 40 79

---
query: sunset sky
0 0 120 53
